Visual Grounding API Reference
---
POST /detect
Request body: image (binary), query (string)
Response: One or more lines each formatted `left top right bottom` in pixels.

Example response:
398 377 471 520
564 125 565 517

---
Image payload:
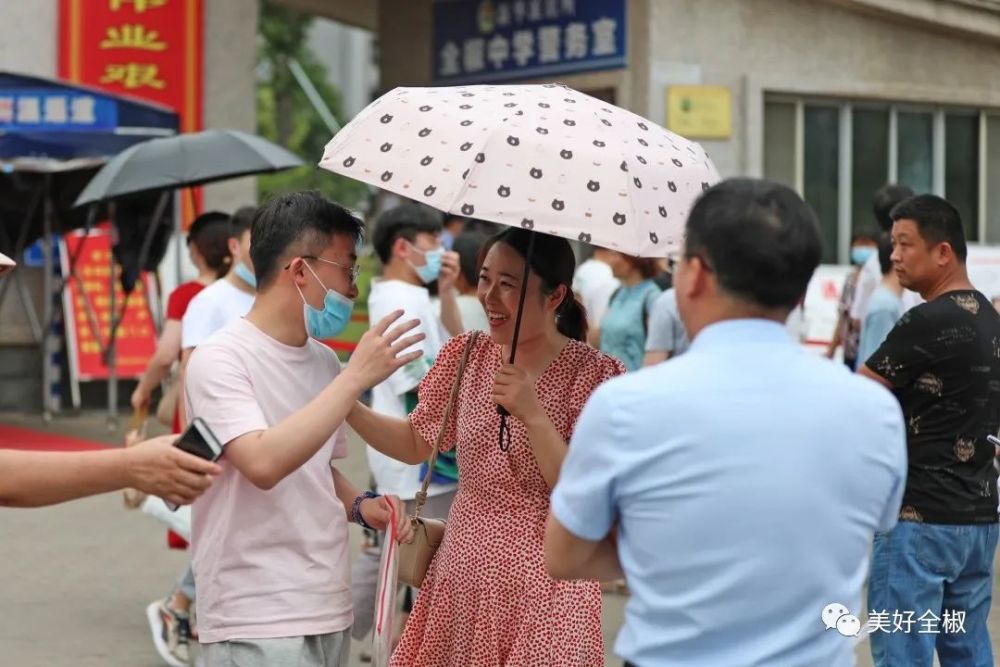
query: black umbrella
69 130 302 424
73 129 303 207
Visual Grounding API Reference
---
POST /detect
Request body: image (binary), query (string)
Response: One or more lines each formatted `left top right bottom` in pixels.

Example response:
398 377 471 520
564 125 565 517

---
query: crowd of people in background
5 175 1000 667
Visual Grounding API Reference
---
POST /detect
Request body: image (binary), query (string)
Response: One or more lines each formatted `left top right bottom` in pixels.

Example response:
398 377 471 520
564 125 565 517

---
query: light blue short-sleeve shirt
552 319 907 667
645 288 690 357
856 286 904 370
599 279 661 371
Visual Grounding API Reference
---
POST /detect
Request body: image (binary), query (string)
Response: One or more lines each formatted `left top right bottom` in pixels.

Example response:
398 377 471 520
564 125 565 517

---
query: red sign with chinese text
58 0 204 221
61 227 157 381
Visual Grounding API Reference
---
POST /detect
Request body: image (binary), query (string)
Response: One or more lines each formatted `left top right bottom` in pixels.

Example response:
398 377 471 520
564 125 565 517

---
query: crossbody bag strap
410 330 479 521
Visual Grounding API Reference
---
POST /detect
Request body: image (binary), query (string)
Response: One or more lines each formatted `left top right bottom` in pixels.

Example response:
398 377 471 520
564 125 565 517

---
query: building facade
299 0 1000 263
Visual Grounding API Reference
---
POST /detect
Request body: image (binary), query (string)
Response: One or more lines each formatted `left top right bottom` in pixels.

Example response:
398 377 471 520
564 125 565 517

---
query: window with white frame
764 97 1000 264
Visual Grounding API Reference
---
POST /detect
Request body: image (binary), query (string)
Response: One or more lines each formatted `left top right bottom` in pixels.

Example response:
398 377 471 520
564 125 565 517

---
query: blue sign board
0 89 118 133
432 0 627 85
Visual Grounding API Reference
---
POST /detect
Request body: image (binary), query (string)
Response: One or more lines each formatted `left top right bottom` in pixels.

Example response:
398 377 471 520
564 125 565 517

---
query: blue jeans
868 521 998 667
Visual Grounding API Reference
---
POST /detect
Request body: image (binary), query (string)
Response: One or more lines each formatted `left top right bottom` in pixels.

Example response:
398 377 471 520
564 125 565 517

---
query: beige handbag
397 331 478 588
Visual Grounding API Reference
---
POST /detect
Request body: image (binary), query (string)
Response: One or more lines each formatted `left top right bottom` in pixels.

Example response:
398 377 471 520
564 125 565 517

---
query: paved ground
3 410 999 666
0 411 625 667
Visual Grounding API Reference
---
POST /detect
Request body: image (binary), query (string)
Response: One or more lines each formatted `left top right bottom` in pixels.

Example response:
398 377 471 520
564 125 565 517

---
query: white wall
648 0 1000 178
0 0 57 76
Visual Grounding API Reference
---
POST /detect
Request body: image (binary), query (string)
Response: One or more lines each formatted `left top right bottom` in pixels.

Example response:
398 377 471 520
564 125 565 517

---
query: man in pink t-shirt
185 192 421 667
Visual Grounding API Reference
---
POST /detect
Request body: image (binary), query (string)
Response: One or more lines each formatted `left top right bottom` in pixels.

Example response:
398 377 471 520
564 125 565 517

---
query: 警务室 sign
433 0 627 85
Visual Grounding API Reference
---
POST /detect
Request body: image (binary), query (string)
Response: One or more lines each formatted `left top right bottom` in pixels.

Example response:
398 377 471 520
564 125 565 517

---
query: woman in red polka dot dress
350 228 626 666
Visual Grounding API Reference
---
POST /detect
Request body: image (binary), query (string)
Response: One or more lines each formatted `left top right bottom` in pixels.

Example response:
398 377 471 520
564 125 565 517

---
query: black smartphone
166 417 224 511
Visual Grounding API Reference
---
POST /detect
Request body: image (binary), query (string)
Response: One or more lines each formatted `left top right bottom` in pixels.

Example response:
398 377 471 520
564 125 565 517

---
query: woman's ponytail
556 293 588 342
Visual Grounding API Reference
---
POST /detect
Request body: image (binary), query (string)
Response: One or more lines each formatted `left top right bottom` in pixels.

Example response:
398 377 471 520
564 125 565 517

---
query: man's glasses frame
285 255 361 285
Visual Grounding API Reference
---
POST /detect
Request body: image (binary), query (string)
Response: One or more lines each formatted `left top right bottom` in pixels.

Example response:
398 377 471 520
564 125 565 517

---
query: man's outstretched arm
0 435 220 508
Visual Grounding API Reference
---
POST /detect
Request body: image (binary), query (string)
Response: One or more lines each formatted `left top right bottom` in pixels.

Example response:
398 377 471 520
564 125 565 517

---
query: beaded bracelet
351 490 379 530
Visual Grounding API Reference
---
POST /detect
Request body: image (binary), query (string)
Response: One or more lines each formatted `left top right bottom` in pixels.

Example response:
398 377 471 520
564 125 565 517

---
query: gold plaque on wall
666 85 732 139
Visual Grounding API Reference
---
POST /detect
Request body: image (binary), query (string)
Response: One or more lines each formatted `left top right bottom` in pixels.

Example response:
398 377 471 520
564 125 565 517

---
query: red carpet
0 423 108 452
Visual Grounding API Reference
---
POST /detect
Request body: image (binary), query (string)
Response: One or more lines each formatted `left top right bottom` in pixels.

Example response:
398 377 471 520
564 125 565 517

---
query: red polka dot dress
391 331 626 667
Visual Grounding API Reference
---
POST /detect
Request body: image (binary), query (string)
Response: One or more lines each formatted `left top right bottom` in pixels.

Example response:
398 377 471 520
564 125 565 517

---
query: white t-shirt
849 253 922 322
456 293 489 331
185 318 351 643
573 258 620 330
366 279 457 500
181 278 255 349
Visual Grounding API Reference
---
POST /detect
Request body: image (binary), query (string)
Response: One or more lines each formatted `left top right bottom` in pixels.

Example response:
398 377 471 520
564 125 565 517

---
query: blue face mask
409 245 445 284
297 264 354 339
850 246 876 266
234 261 257 288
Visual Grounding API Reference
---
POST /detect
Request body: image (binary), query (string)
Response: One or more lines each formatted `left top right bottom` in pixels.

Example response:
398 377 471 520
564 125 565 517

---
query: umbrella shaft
506 230 536 365
496 230 536 432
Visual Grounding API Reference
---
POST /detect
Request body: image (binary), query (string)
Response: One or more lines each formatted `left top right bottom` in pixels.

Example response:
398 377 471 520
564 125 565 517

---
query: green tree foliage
256 1 370 209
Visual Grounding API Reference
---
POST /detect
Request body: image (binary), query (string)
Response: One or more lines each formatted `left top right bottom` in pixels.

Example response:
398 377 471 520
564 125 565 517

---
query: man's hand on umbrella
124 434 221 507
437 251 461 292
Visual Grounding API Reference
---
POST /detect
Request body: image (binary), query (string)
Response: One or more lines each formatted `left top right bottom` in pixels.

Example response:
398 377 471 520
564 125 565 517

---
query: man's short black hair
877 232 894 275
229 205 256 238
873 183 915 232
371 203 443 264
684 178 823 311
890 194 967 263
250 191 364 289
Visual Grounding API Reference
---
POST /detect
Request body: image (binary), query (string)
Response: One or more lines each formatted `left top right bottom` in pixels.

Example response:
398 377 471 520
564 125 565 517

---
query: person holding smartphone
184 192 417 667
0 252 219 510
0 433 218 509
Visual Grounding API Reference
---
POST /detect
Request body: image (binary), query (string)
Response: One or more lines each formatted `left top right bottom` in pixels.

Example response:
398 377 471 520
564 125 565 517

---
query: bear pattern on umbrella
320 83 719 255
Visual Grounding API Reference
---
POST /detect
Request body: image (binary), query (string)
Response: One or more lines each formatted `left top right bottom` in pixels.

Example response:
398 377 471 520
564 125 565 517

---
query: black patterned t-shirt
868 290 1000 524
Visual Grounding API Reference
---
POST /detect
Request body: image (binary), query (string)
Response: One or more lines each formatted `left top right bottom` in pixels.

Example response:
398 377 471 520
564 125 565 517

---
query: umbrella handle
495 230 536 452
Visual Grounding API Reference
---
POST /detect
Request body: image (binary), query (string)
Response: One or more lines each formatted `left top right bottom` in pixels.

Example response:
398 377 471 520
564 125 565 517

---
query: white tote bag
140 496 192 541
372 497 401 667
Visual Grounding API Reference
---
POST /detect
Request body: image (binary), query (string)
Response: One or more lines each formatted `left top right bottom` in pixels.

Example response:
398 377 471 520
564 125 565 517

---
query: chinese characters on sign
60 228 157 382
59 0 203 221
433 0 626 84
0 90 116 132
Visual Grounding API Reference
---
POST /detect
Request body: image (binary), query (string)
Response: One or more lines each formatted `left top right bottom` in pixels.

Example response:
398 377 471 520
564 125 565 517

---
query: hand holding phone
165 417 224 511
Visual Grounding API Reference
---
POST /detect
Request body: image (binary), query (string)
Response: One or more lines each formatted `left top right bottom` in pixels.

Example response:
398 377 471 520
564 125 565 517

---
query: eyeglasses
286 255 361 285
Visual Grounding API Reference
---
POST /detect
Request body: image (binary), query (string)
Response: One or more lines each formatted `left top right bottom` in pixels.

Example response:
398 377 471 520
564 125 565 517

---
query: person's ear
935 242 953 267
680 255 713 301
287 256 310 288
392 236 410 261
227 237 239 258
548 284 568 312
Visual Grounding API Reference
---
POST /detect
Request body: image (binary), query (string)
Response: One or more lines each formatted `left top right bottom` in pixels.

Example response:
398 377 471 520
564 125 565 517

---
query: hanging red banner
61 227 158 382
58 0 204 221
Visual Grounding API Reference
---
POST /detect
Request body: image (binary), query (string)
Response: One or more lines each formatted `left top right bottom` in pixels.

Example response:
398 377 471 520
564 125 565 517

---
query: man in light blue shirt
545 179 908 667
643 288 690 366
856 232 903 368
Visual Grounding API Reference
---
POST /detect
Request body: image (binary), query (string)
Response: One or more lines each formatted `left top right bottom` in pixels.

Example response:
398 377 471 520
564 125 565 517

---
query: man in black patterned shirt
860 194 1000 667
